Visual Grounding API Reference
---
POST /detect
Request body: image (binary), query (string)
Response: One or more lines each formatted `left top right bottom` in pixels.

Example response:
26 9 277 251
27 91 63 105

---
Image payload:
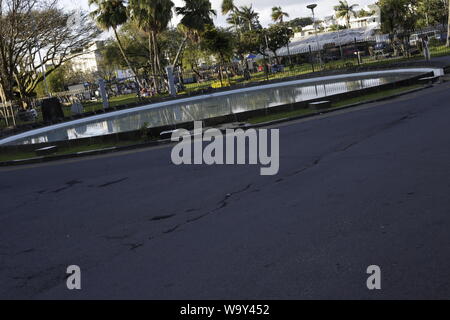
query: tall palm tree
222 0 239 32
237 5 259 31
128 0 174 76
334 0 359 29
221 0 235 15
172 0 216 67
89 0 143 88
271 6 289 24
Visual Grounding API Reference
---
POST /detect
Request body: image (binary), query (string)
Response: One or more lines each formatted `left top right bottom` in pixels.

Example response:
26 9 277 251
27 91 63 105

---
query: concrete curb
0 84 433 167
247 85 432 129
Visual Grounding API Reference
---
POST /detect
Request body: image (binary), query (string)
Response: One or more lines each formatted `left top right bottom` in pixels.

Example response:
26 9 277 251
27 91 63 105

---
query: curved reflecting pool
1 71 427 145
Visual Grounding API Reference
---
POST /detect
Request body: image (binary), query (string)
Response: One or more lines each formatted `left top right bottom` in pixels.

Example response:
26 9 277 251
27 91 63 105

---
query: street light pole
307 4 323 69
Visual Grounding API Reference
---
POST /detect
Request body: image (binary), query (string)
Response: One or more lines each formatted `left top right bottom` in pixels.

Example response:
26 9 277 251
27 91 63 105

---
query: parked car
270 64 285 73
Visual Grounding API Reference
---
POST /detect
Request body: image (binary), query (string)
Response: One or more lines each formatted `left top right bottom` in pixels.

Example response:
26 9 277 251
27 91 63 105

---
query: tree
222 0 240 32
334 0 359 28
287 17 313 29
128 0 174 79
200 27 233 86
416 0 448 28
378 0 418 35
89 0 143 88
0 0 99 102
271 6 289 24
356 8 374 18
329 24 347 31
265 25 294 64
237 5 260 31
172 0 216 68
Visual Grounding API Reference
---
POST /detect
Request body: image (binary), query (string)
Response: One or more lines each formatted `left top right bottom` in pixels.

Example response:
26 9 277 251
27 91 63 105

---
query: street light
307 4 323 68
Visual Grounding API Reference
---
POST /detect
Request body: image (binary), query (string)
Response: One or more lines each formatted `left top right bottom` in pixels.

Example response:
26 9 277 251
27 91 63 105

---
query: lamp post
307 4 323 68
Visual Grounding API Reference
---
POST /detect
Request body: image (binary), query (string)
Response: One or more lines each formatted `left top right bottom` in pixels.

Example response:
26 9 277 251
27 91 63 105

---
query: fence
1 27 449 132
176 26 450 95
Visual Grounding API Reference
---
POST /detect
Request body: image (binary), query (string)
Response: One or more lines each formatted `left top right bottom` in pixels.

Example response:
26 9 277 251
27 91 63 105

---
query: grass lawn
247 84 423 124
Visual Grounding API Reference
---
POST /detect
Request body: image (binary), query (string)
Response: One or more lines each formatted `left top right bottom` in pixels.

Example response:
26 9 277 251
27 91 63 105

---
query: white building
294 4 381 39
70 41 135 80
71 41 105 74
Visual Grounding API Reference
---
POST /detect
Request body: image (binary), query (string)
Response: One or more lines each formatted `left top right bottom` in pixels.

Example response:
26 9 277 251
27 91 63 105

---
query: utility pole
307 4 323 69
264 33 270 80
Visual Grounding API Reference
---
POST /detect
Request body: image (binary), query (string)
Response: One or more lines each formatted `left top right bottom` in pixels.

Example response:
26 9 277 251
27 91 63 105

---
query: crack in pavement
98 177 129 188
161 184 253 235
278 112 417 182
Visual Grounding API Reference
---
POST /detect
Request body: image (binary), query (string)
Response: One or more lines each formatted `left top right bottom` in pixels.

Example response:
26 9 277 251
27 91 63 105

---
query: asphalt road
1 82 450 300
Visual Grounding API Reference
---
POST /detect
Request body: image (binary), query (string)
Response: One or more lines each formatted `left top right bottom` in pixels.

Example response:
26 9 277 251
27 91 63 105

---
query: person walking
422 35 431 61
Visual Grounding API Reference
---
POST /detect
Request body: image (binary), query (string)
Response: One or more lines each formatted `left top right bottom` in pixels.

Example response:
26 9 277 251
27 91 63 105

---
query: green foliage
271 6 289 24
89 0 128 31
176 0 216 33
235 30 265 56
286 17 314 31
378 0 427 34
334 0 359 28
265 24 294 58
200 26 234 61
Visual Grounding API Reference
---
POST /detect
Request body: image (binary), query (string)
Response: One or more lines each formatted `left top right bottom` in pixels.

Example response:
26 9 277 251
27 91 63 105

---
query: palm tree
237 5 259 31
222 0 240 32
221 0 235 15
271 6 289 24
334 0 359 29
226 11 244 29
128 0 174 77
172 0 216 67
89 0 143 88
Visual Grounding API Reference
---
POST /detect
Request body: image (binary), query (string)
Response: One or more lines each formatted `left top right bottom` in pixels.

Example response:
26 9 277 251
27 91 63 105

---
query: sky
62 0 376 29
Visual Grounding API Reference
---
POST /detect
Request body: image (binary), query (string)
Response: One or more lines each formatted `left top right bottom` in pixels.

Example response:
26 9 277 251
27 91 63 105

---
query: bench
309 101 331 110
418 76 440 84
35 146 58 156
160 129 187 140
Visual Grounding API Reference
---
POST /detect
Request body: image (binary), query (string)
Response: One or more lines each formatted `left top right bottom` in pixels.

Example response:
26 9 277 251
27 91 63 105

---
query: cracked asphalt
1 82 450 299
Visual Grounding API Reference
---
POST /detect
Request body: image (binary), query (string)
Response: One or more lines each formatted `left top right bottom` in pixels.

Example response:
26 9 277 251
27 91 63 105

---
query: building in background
71 41 134 80
294 4 381 39
71 41 105 74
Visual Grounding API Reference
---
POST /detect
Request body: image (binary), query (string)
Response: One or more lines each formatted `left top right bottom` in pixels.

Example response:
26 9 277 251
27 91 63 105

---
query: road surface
1 82 450 299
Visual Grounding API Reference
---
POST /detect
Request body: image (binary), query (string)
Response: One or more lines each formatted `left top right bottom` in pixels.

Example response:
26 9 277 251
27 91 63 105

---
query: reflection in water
15 75 415 145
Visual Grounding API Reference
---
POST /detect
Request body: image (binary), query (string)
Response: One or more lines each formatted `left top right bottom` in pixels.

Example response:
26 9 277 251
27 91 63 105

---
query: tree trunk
172 35 189 69
113 27 144 89
273 52 281 64
152 31 162 74
151 31 162 93
148 32 157 91
447 4 450 47
218 64 223 87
